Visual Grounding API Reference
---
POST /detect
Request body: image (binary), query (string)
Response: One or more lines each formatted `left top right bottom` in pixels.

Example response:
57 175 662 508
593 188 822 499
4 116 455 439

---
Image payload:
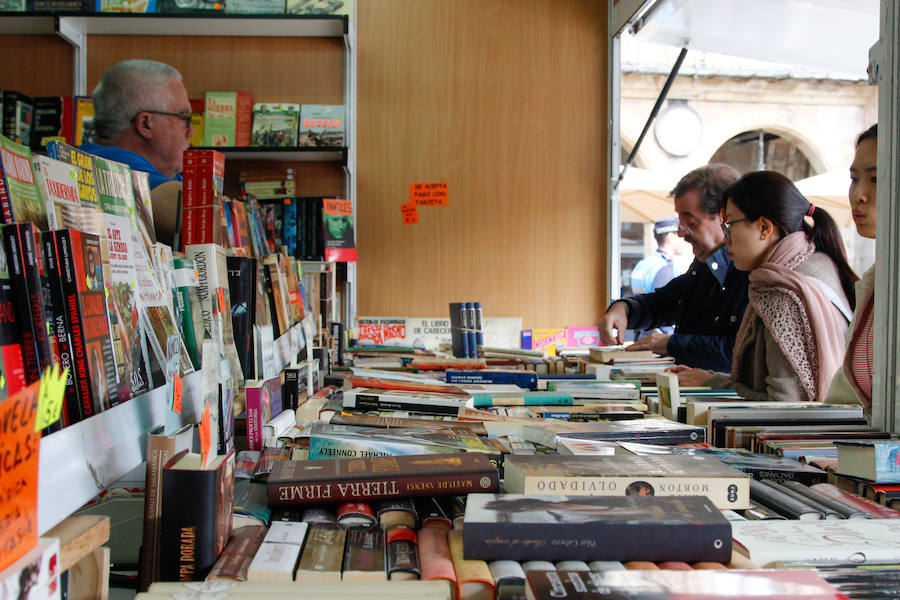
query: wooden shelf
193 146 347 162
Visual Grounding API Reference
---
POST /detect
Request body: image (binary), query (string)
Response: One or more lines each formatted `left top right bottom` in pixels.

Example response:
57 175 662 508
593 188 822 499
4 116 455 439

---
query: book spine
417 527 455 584
56 230 96 420
159 468 219 581
0 259 26 396
235 92 253 147
282 367 300 411
385 527 420 580
267 469 499 507
448 302 468 359
749 478 823 520
207 524 267 582
465 302 478 358
3 224 42 384
0 161 12 224
42 231 79 426
445 370 538 390
245 386 265 452
780 480 870 519
448 529 494 595
138 432 178 591
810 482 900 519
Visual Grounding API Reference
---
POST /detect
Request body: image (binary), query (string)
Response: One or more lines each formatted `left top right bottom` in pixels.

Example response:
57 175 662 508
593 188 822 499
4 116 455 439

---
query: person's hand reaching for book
598 302 629 345
671 367 713 387
628 332 670 355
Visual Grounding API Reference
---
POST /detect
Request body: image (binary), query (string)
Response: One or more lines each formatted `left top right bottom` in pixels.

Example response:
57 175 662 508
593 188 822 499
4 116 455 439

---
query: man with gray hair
598 164 749 372
81 59 193 244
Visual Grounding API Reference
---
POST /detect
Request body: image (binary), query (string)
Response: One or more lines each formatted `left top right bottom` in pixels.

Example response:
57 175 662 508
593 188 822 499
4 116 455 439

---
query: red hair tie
806 204 816 217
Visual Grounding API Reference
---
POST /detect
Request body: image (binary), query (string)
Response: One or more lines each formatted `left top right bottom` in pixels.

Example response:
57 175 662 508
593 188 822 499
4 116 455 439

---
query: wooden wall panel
0 35 73 96
86 35 343 103
357 0 608 329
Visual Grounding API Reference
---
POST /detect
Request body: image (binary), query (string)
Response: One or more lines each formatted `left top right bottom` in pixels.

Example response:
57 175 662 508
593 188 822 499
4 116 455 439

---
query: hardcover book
245 375 283 452
251 103 300 147
835 440 900 483
267 453 499 507
0 241 25 397
385 527 419 581
732 519 900 567
417 527 455 587
463 494 732 563
298 104 345 147
503 454 750 509
159 450 235 582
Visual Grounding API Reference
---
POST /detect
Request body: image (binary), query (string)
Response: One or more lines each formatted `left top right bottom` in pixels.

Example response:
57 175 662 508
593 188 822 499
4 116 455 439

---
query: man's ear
133 111 154 140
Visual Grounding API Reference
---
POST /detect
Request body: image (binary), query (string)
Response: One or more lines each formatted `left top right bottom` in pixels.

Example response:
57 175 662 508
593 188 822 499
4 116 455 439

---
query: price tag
34 365 68 432
172 374 183 415
199 401 212 469
401 202 419 225
217 287 226 313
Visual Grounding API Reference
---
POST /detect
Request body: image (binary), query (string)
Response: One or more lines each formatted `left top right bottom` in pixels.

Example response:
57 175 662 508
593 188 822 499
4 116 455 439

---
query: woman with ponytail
826 125 877 416
670 170 856 402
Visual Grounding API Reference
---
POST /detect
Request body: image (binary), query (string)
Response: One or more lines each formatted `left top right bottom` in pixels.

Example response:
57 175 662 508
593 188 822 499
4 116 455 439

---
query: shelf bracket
55 16 88 96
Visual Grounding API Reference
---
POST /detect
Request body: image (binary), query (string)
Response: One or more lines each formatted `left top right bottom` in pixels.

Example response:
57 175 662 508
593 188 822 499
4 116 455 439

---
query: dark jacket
615 246 749 372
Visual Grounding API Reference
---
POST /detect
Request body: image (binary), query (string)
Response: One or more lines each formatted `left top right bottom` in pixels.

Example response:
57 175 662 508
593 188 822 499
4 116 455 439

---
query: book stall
2 1 900 600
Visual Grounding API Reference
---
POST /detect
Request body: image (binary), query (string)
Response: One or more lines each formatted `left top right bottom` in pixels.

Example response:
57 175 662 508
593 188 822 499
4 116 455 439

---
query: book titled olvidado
503 454 750 509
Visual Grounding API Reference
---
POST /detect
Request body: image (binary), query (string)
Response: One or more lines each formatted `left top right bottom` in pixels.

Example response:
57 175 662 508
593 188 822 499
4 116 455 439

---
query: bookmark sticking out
34 365 68 432
199 400 212 469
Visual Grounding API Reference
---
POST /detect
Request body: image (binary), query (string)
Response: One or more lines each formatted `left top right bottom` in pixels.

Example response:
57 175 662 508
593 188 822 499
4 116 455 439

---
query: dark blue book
445 369 538 390
473 301 484 348
448 302 469 359
465 302 478 358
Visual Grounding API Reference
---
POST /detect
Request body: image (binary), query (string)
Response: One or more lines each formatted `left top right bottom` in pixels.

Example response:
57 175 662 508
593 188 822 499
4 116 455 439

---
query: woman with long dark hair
670 170 856 402
826 124 877 416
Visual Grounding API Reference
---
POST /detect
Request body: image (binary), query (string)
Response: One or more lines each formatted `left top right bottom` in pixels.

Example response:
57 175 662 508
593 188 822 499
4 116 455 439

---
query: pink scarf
733 231 847 401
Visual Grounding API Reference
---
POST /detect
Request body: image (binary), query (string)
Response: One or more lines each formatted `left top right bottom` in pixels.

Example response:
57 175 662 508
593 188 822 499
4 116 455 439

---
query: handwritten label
401 202 419 225
409 182 449 206
199 401 212 469
0 380 41 571
172 374 183 415
34 365 68 432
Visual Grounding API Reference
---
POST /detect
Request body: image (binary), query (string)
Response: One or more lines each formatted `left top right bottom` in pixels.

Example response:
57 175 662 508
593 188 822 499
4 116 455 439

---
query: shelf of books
0 13 348 37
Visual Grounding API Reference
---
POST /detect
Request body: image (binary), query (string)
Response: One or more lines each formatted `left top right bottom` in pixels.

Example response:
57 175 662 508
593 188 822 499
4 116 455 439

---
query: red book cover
235 92 253 147
57 229 118 418
0 238 25 395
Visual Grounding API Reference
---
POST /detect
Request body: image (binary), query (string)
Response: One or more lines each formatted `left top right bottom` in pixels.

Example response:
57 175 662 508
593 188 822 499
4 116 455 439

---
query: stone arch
703 123 830 177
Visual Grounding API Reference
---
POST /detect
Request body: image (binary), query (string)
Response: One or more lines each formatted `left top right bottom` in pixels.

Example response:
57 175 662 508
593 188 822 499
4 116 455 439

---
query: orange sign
199 401 212 469
172 374 183 415
323 198 352 215
0 380 41 571
401 202 419 225
409 182 449 206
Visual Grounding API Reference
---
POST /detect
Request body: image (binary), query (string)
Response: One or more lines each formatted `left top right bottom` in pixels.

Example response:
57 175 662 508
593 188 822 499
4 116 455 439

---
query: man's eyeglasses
720 218 749 241
133 110 192 127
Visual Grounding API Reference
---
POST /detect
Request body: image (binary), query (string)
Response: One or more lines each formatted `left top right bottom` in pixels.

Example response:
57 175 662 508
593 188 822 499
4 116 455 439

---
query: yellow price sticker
34 365 68 432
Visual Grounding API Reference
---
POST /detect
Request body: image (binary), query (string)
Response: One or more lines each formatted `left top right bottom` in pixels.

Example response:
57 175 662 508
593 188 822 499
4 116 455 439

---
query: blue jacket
615 245 749 372
80 143 183 190
630 249 675 295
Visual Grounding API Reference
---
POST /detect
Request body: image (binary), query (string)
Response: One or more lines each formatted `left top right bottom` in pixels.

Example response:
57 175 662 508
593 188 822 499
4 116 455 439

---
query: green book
471 391 574 407
0 134 46 229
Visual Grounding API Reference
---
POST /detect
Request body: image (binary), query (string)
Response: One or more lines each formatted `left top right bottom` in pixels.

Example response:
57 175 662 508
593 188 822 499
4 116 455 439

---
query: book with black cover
463 494 731 562
226 255 257 381
159 449 235 581
449 302 469 359
267 453 499 507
